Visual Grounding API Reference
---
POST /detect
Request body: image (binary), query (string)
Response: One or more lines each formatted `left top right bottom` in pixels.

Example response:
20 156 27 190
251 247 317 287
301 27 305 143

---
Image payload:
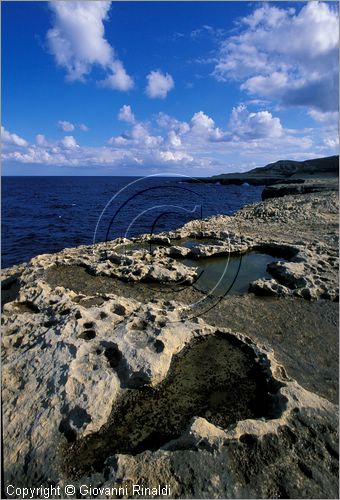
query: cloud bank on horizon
2 1 339 175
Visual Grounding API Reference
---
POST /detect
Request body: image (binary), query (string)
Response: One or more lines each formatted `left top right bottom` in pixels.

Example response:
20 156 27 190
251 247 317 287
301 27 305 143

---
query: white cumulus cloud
1 126 28 147
308 110 338 125
109 122 163 149
168 130 182 148
47 1 133 91
159 150 193 162
228 105 283 140
58 120 75 132
214 2 339 114
36 134 47 146
190 111 223 140
324 137 339 148
146 70 174 99
60 135 78 149
58 120 90 132
98 60 134 91
3 103 337 173
157 113 190 134
118 104 135 123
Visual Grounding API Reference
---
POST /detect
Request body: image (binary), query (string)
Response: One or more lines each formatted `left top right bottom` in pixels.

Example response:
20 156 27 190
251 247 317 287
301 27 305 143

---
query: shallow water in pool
115 239 284 297
183 252 284 297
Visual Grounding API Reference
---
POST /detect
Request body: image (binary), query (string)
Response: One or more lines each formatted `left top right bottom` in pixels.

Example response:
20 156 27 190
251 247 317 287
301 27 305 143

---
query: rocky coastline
187 155 339 186
1 167 339 498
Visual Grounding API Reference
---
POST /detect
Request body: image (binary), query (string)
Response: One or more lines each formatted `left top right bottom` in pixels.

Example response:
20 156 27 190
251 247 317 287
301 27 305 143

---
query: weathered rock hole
104 346 122 369
130 319 147 330
1 274 21 308
79 296 106 308
78 330 96 341
112 304 126 316
13 336 23 348
154 339 165 353
59 407 92 443
44 318 59 328
83 321 95 329
59 419 77 443
99 311 108 319
68 406 92 429
132 268 142 277
62 332 286 479
17 301 40 314
59 308 71 316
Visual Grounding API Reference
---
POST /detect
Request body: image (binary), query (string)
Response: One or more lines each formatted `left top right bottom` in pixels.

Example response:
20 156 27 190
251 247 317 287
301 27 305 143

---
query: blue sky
2 1 339 176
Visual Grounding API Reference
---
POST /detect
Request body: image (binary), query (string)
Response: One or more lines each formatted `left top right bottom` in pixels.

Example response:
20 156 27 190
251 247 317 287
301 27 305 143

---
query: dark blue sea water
2 176 263 268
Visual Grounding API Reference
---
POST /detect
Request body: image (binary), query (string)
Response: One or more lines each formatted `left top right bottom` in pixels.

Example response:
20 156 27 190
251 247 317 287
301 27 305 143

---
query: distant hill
246 155 339 177
191 155 339 186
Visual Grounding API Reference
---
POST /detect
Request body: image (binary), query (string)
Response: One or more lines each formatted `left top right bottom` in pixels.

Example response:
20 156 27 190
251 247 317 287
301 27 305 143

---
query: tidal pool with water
62 332 283 478
114 238 285 297
183 252 284 297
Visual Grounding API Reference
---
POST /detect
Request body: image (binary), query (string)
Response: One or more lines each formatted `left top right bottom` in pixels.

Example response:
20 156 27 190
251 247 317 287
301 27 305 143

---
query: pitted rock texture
1 189 338 498
61 332 286 479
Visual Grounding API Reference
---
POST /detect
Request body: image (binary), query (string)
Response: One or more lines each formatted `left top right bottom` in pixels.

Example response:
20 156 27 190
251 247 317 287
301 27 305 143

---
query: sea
1 176 263 268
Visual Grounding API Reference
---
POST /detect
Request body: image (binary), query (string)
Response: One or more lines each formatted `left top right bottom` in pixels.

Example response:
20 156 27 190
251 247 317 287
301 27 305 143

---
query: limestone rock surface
1 188 338 498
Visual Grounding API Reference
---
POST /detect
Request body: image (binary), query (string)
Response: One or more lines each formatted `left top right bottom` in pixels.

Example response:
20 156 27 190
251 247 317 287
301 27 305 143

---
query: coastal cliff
1 180 339 498
187 155 339 186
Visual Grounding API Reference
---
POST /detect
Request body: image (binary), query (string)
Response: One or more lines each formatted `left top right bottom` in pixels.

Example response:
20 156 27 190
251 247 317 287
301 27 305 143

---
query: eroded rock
2 189 338 498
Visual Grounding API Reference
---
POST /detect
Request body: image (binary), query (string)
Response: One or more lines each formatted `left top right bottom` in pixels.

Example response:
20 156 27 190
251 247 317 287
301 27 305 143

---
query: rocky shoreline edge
1 177 339 498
